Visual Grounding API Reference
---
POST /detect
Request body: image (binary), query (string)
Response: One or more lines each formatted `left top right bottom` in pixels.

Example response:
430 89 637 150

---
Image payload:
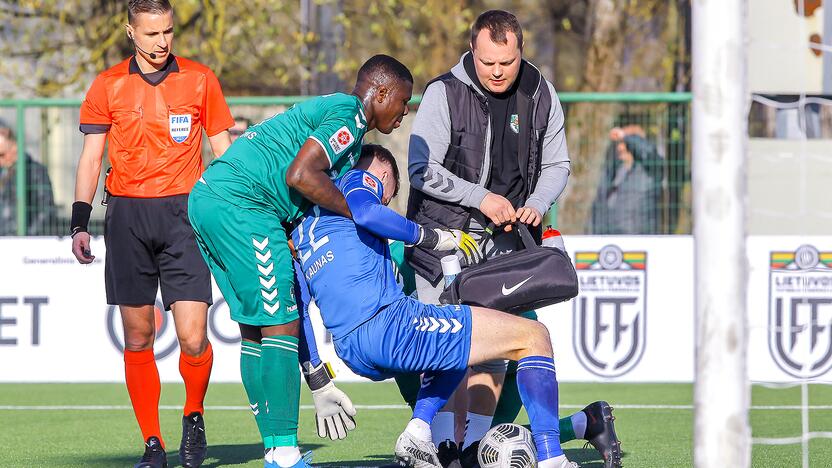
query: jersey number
296 206 330 266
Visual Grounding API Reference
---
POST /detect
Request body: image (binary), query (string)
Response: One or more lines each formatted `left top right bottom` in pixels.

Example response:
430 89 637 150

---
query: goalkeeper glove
413 226 482 264
302 361 357 440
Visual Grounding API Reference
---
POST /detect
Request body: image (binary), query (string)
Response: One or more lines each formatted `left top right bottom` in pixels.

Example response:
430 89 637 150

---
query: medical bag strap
515 223 538 250
478 222 537 251
472 221 537 267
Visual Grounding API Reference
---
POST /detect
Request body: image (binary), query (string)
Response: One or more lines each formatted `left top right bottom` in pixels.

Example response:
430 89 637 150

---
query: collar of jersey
352 94 368 127
129 55 179 87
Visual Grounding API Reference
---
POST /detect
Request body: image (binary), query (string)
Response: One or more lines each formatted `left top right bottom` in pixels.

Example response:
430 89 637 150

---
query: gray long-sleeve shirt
408 53 570 217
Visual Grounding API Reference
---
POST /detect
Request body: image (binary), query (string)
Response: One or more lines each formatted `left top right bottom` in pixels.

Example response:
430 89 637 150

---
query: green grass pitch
1 382 831 467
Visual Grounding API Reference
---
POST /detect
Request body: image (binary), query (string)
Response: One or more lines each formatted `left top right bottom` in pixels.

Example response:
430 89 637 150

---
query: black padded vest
406 59 553 284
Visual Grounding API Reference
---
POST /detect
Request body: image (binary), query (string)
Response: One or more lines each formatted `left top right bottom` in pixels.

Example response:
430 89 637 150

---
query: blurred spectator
589 124 663 234
229 116 252 142
0 120 55 235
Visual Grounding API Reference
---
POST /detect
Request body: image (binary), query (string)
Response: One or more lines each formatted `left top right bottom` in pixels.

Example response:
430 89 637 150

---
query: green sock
492 360 522 426
261 335 300 448
560 414 577 443
240 341 273 447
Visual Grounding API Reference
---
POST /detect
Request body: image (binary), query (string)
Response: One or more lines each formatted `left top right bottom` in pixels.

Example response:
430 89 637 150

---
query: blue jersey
292 170 419 339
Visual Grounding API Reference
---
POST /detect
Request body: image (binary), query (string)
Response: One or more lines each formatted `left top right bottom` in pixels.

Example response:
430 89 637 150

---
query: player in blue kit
292 144 579 468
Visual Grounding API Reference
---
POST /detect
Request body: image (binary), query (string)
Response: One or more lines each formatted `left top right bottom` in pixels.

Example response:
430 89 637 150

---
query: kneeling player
292 145 579 468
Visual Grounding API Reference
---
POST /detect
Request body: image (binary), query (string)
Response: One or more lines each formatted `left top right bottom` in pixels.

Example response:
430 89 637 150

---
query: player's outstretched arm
293 258 322 367
345 174 419 243
344 172 481 262
292 258 357 440
287 140 352 218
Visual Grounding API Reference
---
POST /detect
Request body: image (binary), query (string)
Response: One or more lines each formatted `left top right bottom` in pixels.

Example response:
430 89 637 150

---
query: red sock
124 349 163 447
179 341 214 416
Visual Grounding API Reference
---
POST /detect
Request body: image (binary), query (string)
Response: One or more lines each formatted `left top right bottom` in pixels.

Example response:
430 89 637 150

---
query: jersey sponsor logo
573 245 647 378
363 173 378 191
768 245 832 379
501 276 533 295
510 114 519 134
169 113 192 143
329 126 354 154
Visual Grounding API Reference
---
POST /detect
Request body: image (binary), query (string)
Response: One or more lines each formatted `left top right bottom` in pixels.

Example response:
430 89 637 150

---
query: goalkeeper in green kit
187 55 469 468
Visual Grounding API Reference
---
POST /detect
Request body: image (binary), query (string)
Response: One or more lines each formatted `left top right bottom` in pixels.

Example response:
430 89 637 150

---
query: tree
544 0 690 233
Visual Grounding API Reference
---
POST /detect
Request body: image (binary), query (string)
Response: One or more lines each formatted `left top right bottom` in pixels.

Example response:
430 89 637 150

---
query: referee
70 1 233 467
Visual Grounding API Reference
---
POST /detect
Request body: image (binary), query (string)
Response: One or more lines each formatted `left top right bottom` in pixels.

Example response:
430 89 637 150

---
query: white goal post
692 0 751 467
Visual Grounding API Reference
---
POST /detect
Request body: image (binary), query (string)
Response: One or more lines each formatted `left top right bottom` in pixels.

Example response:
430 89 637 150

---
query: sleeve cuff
79 124 110 134
307 136 333 168
524 197 550 217
462 185 491 210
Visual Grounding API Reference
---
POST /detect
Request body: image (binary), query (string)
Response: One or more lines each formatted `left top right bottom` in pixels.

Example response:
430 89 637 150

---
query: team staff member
406 10 621 468
70 1 233 467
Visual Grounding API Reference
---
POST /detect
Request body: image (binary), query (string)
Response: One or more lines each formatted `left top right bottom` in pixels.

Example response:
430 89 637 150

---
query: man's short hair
128 0 173 25
356 55 413 87
0 119 15 142
360 144 400 198
471 10 523 50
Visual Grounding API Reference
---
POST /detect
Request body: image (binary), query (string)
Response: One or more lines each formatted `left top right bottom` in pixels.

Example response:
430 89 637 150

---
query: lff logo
573 245 647 378
768 245 832 379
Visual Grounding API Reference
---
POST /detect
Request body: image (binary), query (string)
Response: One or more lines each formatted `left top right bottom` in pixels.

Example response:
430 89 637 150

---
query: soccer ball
477 423 537 468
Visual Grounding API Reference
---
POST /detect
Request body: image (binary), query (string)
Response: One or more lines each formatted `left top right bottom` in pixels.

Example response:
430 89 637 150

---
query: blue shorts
334 296 472 381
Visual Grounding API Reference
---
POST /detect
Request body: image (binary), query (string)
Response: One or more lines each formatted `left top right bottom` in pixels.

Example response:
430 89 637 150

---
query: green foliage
335 0 477 91
0 1 689 98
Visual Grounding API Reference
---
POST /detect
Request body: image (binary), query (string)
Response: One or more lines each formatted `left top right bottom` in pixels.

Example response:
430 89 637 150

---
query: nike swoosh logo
502 276 533 295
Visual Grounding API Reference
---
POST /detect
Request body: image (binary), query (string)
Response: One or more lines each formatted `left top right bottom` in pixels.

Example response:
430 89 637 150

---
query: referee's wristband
70 201 93 237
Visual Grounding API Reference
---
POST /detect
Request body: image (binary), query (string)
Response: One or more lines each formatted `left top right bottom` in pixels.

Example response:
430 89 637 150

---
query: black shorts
104 194 212 310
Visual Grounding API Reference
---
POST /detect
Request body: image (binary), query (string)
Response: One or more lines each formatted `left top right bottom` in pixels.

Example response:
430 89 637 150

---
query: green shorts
189 182 298 326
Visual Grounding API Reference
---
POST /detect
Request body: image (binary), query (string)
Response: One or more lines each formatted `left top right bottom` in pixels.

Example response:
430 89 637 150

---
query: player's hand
516 206 542 227
312 382 357 440
479 192 516 229
303 362 357 440
433 228 482 264
71 231 95 264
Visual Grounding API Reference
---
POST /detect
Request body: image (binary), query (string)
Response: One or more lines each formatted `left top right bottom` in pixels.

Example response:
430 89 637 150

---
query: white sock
571 410 588 439
463 412 493 449
273 446 301 467
432 411 456 446
538 454 569 468
406 418 433 442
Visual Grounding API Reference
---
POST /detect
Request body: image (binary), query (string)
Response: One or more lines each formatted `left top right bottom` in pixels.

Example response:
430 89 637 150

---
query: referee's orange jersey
80 55 234 198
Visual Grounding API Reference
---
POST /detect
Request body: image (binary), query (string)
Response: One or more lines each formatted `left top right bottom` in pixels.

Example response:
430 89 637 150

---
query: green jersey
201 93 368 222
